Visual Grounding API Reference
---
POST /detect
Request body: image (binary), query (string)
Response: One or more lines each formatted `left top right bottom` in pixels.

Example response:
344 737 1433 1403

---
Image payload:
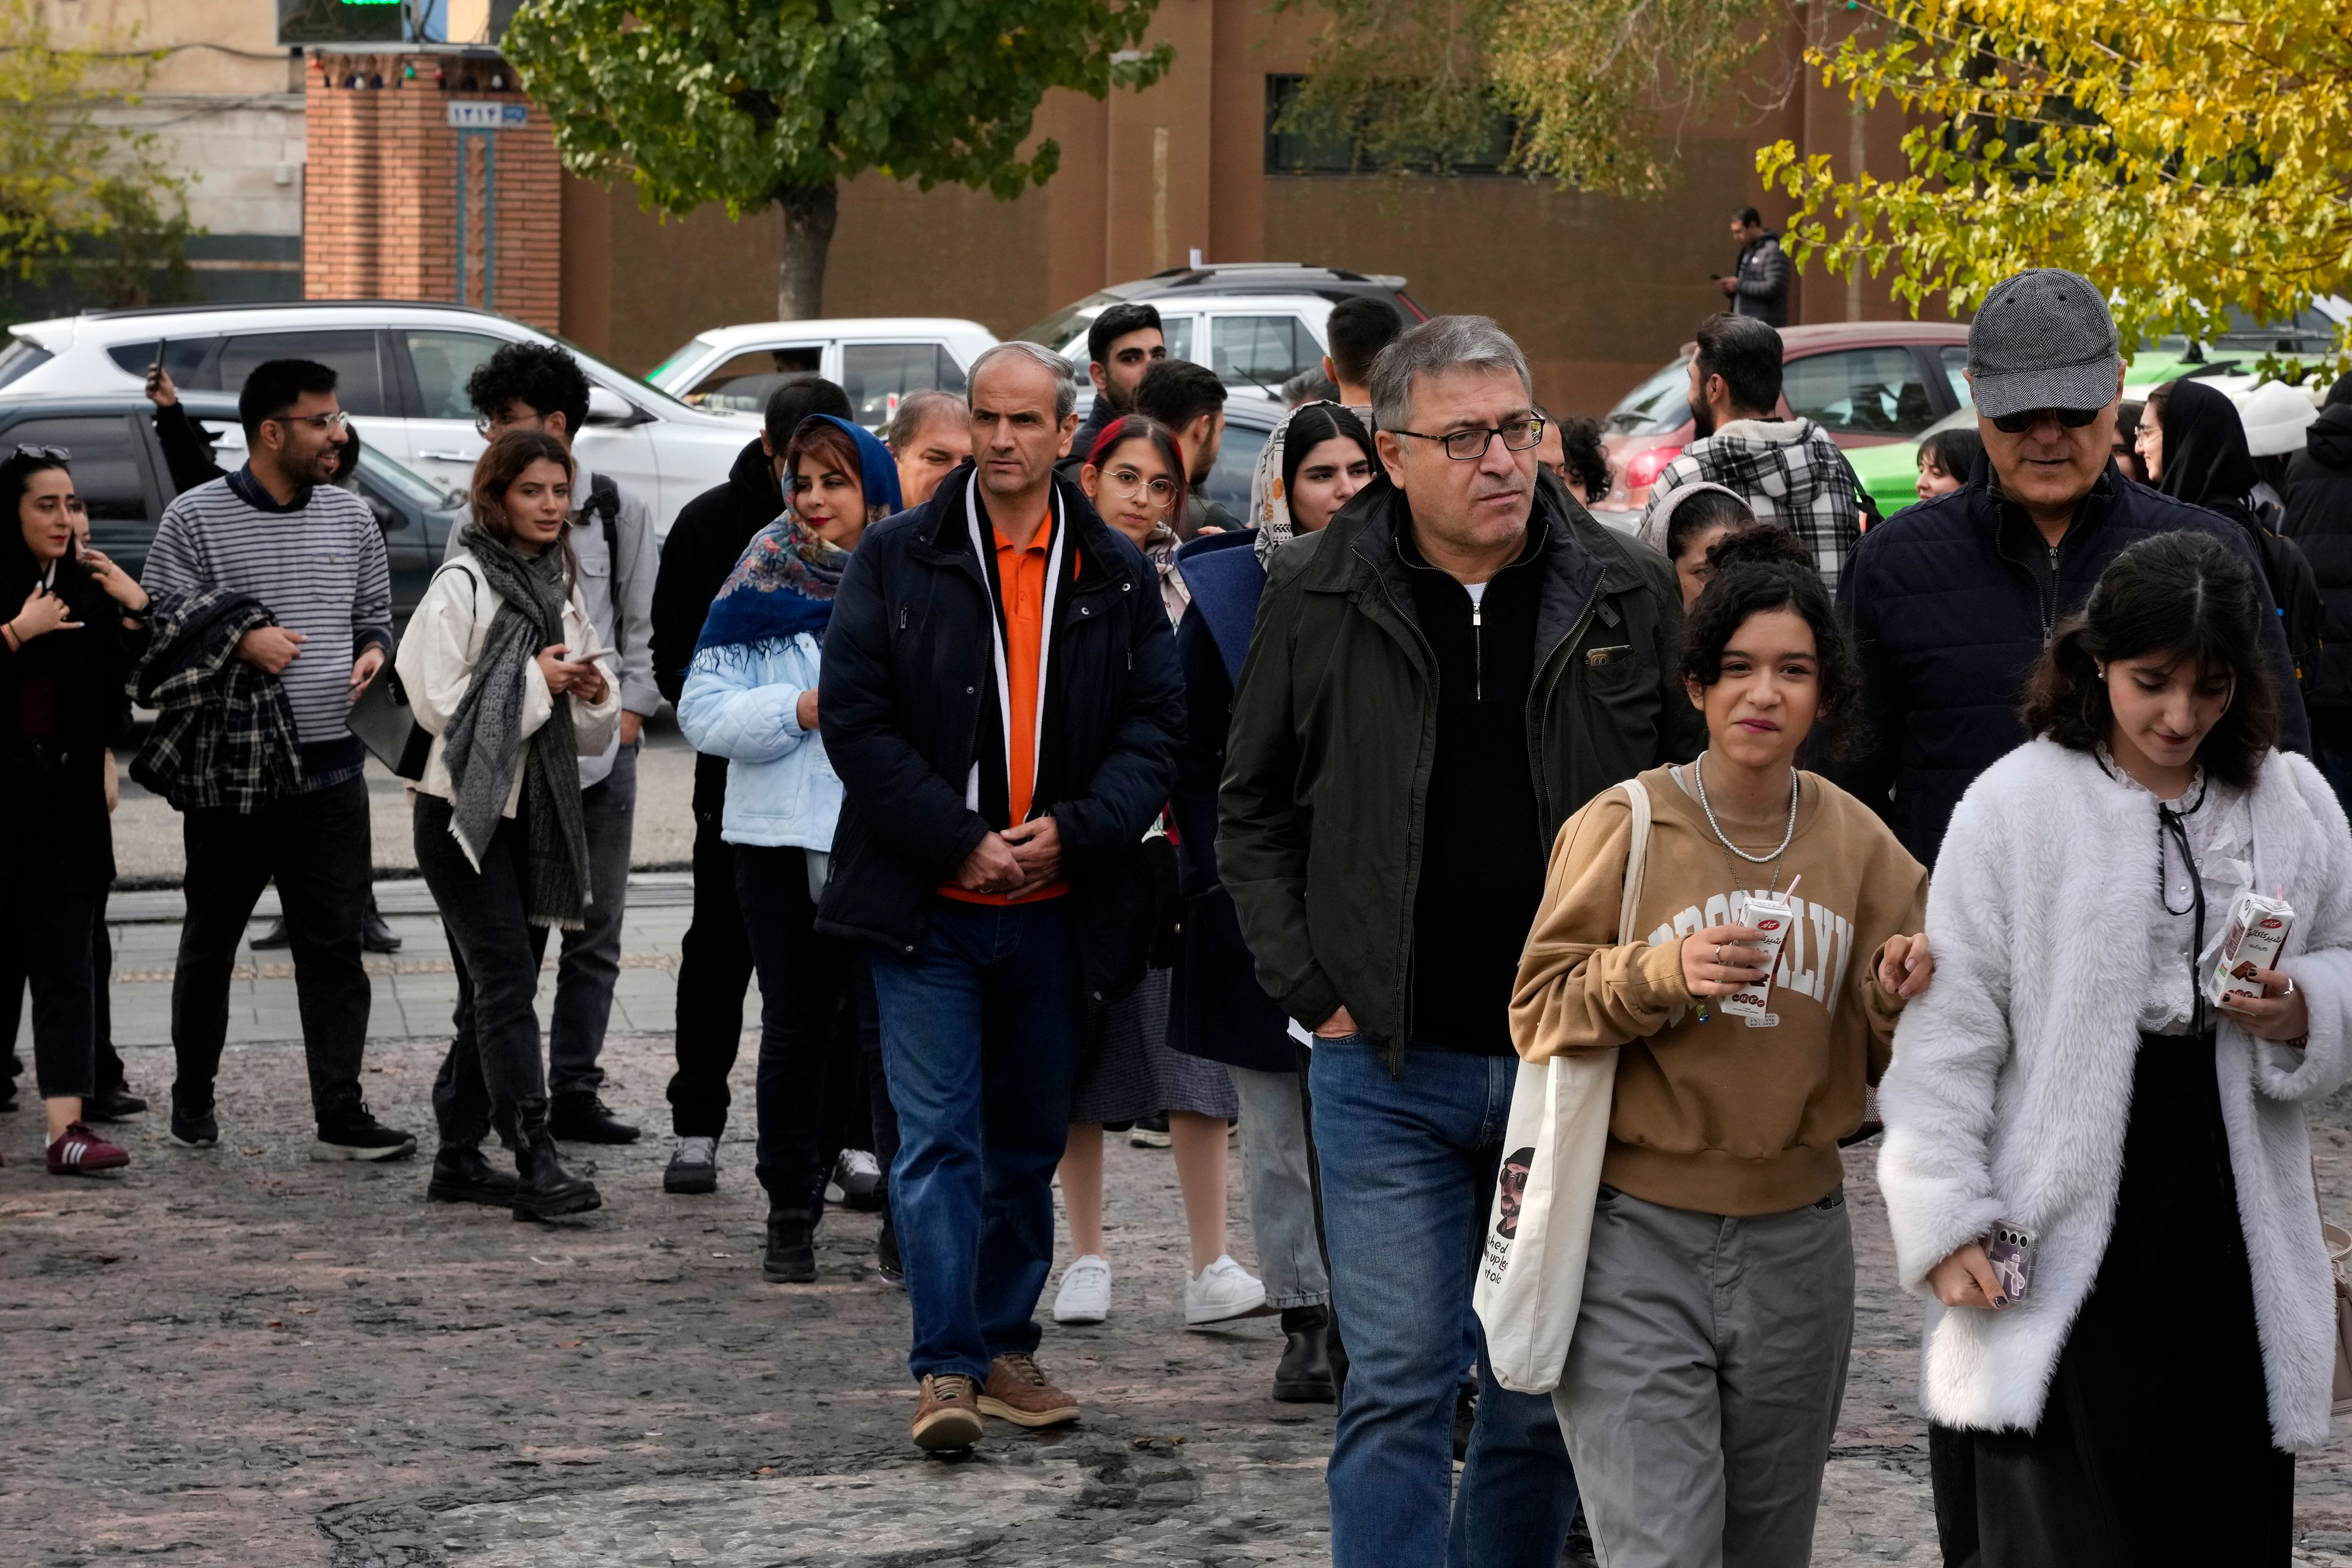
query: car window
1203 413 1272 514
1161 316 1194 364
216 331 393 418
106 337 226 390
1209 315 1319 393
402 330 507 421
4 414 148 523
1783 347 1940 437
1607 355 1694 436
842 342 961 426
1937 345 1970 410
354 442 460 510
0 338 53 390
684 346 825 414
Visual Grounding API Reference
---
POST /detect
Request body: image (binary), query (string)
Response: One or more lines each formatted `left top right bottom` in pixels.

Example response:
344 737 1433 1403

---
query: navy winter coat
814 461 1184 995
1834 458 2309 869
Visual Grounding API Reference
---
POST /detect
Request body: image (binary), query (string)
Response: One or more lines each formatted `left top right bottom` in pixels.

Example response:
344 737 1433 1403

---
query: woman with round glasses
0 445 148 1175
1049 415 1272 1335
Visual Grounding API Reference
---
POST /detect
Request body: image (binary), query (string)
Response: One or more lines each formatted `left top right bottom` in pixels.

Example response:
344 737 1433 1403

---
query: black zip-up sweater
652 437 786 815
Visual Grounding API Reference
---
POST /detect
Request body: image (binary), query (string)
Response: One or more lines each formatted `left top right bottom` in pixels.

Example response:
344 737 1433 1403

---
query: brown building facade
309 2 1913 413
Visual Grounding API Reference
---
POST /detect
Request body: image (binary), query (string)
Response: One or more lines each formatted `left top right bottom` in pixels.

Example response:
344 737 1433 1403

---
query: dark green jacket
1216 474 1701 1073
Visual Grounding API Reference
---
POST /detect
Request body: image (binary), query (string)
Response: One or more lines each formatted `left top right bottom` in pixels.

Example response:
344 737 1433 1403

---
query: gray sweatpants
1550 1185 1853 1568
1227 1065 1330 1310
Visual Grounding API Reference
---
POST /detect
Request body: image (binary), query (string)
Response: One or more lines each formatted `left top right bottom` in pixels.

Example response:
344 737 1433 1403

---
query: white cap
2234 379 2320 457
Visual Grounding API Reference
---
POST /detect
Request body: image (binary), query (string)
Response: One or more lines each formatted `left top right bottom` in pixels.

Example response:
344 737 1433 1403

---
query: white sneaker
1185 1255 1272 1327
1052 1254 1114 1324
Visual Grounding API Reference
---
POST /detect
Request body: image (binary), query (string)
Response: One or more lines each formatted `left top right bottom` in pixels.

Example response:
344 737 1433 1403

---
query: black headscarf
2155 377 2260 522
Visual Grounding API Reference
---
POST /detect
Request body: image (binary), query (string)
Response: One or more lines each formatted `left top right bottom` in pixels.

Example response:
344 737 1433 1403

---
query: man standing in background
1134 358 1237 535
886 388 972 510
1059 302 1167 478
1322 296 1405 421
458 342 658 1147
1720 207 1791 328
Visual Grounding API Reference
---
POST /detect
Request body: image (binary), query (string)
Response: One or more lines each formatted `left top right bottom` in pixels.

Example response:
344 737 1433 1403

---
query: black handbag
346 661 432 780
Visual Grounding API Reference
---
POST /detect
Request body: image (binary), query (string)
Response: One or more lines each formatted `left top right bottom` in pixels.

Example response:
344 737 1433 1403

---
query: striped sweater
141 467 393 779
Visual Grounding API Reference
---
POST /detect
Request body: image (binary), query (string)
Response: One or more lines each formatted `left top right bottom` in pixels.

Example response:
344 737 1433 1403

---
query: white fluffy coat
1877 739 2352 1450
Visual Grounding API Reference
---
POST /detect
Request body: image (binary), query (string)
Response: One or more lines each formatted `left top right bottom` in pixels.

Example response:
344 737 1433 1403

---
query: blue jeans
1311 1036 1579 1568
868 895 1080 1382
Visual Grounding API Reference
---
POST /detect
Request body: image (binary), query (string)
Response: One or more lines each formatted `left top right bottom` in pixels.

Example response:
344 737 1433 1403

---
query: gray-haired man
1221 315 1700 1564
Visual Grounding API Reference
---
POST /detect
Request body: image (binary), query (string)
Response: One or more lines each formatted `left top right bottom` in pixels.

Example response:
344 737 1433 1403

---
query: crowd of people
5 242 2352 1567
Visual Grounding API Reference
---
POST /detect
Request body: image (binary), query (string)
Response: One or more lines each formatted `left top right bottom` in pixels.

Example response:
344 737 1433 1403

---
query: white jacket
1879 738 2352 1450
393 551 620 818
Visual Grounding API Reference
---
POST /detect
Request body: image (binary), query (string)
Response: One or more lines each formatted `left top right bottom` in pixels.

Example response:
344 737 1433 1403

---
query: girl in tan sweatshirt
1509 526 1931 1568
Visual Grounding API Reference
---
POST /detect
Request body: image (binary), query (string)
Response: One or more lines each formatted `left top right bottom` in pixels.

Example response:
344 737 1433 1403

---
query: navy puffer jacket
2284 403 2352 710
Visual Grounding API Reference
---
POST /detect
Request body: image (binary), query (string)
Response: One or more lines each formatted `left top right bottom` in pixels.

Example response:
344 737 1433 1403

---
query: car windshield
645 336 715 390
1607 354 1693 436
1014 291 1124 350
549 333 706 417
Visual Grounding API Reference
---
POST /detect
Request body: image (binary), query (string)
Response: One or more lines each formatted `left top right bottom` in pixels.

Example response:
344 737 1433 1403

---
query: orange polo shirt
939 512 1071 905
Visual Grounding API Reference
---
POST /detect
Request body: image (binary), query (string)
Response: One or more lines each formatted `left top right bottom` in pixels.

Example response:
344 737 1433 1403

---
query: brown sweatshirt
1510 764 1928 1216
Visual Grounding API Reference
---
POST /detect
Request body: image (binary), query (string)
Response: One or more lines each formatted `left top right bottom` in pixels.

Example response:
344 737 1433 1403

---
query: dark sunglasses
1988 407 2104 435
13 443 69 462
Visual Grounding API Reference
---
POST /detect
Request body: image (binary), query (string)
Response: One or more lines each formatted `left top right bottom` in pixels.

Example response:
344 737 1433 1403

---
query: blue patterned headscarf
693 415 902 656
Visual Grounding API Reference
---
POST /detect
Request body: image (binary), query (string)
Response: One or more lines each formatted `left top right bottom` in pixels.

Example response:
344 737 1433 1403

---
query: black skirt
1929 1030 2293 1567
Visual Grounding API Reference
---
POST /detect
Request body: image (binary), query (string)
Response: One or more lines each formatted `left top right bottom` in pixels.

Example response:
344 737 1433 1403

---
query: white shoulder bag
1474 777 1651 1395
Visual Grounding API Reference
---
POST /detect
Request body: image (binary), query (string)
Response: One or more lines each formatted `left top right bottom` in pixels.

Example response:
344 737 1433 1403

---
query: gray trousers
1551 1185 1853 1568
1228 1064 1330 1310
548 741 636 1098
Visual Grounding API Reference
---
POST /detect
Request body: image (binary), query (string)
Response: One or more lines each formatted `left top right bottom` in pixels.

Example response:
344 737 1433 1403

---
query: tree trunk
775 181 838 322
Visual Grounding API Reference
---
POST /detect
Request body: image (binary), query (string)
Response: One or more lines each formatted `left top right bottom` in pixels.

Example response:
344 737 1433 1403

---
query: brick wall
303 53 561 333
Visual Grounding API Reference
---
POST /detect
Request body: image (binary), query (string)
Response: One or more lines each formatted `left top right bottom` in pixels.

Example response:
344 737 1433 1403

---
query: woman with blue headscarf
679 413 902 1283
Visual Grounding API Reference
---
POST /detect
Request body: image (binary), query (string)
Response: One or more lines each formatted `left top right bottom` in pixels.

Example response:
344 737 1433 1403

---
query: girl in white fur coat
1879 530 2352 1566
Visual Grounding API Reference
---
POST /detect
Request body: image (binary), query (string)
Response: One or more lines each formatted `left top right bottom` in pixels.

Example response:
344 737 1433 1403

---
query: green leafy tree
0 0 194 309
504 0 1173 320
1758 0 2352 372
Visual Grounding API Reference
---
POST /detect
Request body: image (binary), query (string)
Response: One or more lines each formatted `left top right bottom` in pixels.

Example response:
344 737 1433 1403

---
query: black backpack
2242 512 2326 685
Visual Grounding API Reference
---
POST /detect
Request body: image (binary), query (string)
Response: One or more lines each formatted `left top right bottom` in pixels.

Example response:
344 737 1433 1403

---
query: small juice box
2207 891 2294 1007
1722 892 1795 1023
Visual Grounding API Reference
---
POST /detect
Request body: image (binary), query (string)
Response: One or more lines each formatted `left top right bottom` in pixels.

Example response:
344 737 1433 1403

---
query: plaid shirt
1643 418 1863 591
129 587 304 815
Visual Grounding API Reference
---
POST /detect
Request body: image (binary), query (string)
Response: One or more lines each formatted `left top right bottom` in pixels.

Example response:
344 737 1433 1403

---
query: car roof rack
75 298 502 323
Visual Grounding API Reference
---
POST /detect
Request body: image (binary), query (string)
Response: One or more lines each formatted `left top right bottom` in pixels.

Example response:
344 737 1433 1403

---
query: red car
1591 321 1973 518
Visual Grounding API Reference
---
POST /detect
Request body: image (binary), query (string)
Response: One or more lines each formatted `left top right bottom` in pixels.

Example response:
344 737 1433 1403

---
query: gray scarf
440 524 592 929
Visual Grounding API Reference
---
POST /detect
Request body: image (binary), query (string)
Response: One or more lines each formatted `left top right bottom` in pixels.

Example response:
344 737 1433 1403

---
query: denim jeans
1310 1036 1579 1568
546 739 637 1099
867 895 1079 1382
664 800 757 1137
172 776 372 1121
417 796 553 1144
1229 1065 1330 1310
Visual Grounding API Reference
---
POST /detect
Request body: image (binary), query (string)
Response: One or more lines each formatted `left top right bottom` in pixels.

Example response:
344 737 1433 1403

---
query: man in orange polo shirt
816 342 1185 1453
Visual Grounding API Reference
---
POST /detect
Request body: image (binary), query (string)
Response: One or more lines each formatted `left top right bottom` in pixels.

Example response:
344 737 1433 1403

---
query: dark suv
0 391 464 633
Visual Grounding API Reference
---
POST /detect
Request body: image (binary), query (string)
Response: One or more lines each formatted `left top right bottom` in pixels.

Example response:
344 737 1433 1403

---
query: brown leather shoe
978 1353 1080 1428
911 1374 984 1451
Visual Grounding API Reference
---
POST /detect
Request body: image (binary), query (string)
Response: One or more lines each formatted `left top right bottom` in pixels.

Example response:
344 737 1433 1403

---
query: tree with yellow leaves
1759 0 2352 371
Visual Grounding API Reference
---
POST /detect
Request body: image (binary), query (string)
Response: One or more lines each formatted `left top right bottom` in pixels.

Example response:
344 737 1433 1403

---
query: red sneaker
47 1121 129 1175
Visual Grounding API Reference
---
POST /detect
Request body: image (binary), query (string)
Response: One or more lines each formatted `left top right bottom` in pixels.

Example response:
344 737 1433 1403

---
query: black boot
511 1106 600 1221
1273 1305 1335 1403
763 1212 817 1283
426 1143 519 1206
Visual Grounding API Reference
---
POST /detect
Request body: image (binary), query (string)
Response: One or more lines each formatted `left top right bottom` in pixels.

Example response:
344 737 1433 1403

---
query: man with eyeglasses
1834 266 2307 868
1221 315 1699 1567
140 357 413 1161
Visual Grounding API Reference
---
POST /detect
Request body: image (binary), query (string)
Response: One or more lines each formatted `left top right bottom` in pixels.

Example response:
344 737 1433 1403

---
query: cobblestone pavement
7 1022 2352 1566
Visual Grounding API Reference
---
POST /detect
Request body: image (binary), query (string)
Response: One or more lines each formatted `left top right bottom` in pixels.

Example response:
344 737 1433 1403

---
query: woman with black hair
1880 528 2352 1565
2139 378 2264 527
1510 525 1933 1566
0 447 148 1174
1648 481 1757 609
1915 426 1985 502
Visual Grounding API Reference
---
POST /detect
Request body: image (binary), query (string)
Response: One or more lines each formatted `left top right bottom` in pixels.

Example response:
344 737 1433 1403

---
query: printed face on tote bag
1497 1147 1536 1239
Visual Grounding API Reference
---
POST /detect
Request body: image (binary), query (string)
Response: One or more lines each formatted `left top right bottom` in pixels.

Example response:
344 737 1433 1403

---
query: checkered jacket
1642 418 1864 590
129 587 304 814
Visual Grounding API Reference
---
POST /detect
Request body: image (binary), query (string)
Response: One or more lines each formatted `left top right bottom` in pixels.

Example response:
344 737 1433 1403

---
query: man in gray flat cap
1831 266 2307 868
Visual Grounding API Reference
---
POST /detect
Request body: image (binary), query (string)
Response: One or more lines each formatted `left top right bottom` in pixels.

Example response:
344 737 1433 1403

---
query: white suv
649 318 998 428
0 301 755 531
1036 293 1336 397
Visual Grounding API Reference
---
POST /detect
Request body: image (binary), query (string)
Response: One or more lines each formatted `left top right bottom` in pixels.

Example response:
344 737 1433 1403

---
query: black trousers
2 888 124 1097
416 794 554 1145
1930 1031 2292 1567
1 863 97 1100
172 777 372 1120
737 843 880 1220
663 805 756 1137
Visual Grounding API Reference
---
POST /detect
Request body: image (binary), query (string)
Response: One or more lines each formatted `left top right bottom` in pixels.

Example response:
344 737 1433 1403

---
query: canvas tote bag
1475 778 1653 1395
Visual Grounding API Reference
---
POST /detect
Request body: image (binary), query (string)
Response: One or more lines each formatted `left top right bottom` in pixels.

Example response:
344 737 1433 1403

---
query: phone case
1985 1221 2036 1303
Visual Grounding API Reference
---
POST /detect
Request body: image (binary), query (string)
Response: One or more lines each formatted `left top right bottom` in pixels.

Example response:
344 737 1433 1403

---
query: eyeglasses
275 410 349 432
1101 466 1178 508
1389 417 1546 462
1988 406 2105 435
13 443 68 462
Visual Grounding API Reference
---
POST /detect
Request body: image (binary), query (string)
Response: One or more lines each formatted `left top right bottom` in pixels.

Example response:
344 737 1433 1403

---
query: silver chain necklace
1694 751 1800 869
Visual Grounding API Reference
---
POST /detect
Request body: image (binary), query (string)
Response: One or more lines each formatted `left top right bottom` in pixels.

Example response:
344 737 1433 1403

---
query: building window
1263 74 1515 177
